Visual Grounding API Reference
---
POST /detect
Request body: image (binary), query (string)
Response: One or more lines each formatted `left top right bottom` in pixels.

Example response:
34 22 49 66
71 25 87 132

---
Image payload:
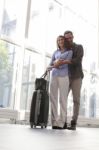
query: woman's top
50 49 73 77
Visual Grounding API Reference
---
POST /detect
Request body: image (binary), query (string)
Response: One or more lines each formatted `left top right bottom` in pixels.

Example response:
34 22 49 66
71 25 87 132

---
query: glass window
0 0 27 39
28 0 47 52
20 49 44 110
28 0 62 54
0 0 4 32
45 55 51 68
0 0 98 123
45 0 62 53
0 40 20 108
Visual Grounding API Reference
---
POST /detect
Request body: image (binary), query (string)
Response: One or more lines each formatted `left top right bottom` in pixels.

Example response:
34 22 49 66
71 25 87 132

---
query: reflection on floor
0 124 99 150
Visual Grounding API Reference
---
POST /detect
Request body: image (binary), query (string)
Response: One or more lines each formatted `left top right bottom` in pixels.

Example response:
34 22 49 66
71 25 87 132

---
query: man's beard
65 41 73 49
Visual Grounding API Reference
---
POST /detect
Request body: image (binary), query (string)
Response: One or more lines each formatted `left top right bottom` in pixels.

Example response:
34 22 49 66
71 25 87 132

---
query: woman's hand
47 66 54 71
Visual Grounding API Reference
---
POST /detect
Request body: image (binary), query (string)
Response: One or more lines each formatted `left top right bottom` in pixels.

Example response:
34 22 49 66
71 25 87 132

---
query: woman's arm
54 50 73 66
47 51 58 70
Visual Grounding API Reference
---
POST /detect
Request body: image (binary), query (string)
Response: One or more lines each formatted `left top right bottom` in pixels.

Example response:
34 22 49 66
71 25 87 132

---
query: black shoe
63 122 67 129
52 122 67 130
67 125 76 130
57 123 67 130
52 126 65 130
67 120 76 130
52 126 63 130
57 127 63 129
52 126 59 129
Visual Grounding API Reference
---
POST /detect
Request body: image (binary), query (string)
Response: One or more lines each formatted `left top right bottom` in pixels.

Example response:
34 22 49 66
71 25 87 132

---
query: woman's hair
57 35 66 49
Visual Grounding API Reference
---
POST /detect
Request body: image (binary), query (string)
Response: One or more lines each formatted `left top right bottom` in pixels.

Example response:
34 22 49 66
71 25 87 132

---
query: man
63 31 84 130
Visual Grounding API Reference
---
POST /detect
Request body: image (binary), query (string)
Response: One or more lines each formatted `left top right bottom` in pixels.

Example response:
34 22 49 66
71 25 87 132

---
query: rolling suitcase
30 71 49 128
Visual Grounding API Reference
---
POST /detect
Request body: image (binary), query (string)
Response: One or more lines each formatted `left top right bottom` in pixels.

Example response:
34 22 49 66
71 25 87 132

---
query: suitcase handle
41 70 48 79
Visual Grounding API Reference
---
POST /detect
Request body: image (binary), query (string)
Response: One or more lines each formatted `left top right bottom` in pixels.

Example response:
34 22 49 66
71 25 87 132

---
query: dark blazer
69 43 84 79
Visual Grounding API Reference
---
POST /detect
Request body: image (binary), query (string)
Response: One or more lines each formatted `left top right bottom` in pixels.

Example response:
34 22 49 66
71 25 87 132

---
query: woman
48 35 73 129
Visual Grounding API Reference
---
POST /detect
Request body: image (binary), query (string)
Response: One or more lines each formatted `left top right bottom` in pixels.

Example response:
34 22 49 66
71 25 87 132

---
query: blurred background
0 0 99 125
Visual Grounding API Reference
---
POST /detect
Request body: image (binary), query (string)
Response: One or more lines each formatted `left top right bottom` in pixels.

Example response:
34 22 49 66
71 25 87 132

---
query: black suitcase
35 71 49 91
30 90 49 128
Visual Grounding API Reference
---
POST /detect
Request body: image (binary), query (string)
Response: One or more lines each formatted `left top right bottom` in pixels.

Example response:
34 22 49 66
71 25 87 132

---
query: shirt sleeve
49 51 56 66
66 50 73 60
71 45 84 65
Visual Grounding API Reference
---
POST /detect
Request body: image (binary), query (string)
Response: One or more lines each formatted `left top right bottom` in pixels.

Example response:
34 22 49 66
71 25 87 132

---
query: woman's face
57 37 65 49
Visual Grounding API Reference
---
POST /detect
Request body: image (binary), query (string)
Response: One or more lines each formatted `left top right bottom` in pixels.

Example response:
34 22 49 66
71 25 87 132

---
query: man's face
64 33 73 47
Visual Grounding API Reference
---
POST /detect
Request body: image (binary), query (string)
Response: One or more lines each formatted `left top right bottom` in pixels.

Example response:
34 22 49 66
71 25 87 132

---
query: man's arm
55 59 72 66
71 45 84 65
54 50 73 66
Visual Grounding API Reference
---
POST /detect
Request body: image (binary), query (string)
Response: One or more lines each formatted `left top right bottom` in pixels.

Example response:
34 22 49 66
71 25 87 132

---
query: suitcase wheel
41 126 47 129
41 126 43 129
34 125 36 128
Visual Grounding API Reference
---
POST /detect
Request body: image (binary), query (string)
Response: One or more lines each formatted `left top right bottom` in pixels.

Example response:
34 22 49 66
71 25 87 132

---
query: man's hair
64 30 73 36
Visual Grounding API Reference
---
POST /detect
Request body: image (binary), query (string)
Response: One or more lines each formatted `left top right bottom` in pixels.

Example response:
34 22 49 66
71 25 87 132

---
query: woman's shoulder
65 49 73 53
53 49 60 54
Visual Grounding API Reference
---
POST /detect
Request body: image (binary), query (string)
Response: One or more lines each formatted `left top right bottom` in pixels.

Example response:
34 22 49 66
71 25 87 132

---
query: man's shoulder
72 43 84 58
73 43 83 49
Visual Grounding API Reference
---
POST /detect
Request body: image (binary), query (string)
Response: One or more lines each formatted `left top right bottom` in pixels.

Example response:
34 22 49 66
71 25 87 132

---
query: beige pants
69 77 82 122
50 76 69 127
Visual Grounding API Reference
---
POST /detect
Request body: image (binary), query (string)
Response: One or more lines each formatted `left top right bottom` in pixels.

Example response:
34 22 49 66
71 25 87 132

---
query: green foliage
0 40 9 70
0 40 13 84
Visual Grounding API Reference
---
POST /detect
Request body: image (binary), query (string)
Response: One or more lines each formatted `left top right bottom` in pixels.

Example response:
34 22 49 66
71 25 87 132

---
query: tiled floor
0 124 99 150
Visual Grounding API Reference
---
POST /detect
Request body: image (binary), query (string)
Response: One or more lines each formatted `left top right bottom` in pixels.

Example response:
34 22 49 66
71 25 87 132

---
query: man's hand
54 59 64 67
54 59 72 67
